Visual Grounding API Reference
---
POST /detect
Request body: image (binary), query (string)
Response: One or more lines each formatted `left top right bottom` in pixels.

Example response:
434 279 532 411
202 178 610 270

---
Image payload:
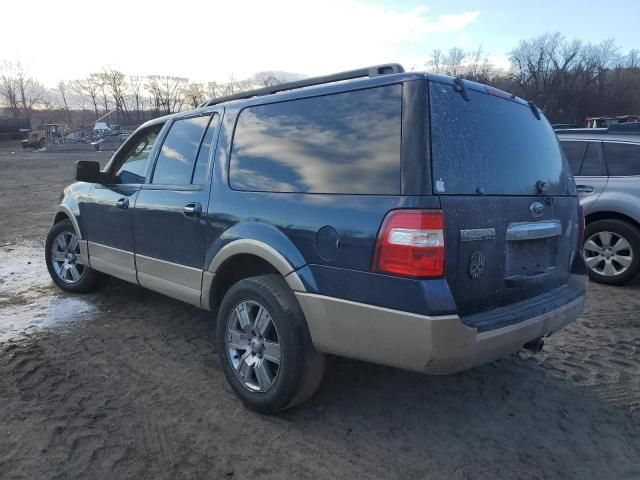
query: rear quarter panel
590 176 640 223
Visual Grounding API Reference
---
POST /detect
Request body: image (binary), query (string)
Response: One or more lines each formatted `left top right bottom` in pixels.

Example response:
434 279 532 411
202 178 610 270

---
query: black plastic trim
461 284 584 332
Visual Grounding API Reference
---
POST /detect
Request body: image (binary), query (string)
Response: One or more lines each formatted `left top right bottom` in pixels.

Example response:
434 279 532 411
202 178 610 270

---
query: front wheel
216 274 325 413
583 219 640 285
45 219 104 293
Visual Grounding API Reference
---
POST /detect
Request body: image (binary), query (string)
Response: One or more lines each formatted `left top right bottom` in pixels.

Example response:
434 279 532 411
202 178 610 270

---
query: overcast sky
2 0 639 86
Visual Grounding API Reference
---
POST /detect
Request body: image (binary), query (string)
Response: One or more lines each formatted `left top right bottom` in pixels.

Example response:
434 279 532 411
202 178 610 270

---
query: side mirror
76 160 110 183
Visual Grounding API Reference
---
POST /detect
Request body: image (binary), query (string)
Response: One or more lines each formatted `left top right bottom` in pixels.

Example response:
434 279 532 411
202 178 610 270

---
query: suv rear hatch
428 78 580 316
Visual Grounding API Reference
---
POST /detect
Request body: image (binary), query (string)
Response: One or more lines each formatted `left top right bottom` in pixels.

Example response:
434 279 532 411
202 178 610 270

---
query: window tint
229 85 402 194
115 124 163 184
152 115 210 185
580 142 606 176
604 142 640 176
430 82 571 195
560 141 586 175
192 114 219 184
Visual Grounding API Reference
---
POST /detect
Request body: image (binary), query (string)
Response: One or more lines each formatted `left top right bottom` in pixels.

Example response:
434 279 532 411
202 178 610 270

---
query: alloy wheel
50 231 85 283
225 300 281 392
583 230 633 277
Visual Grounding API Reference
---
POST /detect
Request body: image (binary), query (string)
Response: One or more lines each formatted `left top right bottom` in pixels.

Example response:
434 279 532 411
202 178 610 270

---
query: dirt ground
0 140 639 480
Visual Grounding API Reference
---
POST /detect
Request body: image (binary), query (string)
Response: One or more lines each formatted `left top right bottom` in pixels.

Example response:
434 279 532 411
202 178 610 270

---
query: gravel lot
1 141 639 479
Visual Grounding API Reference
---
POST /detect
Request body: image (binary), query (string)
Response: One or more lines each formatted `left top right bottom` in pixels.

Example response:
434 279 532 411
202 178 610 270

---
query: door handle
183 202 202 217
116 197 129 209
576 185 595 194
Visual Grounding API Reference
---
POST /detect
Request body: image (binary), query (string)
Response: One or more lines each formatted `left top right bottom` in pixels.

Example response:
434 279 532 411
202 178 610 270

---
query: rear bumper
296 290 585 374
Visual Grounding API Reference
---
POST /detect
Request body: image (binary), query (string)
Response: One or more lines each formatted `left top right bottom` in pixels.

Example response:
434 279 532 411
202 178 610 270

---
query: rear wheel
583 219 640 285
216 274 325 413
38 137 46 148
45 219 104 293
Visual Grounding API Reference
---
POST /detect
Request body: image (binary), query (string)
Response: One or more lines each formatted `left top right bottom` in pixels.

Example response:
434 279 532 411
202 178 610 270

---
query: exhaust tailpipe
523 337 544 353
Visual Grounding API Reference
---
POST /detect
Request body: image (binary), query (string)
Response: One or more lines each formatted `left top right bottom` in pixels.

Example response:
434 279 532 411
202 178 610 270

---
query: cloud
0 0 480 86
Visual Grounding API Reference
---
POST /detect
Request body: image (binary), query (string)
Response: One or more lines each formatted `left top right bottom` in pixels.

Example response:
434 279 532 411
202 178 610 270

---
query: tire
45 219 104 293
583 219 640 285
38 137 46 148
216 274 326 413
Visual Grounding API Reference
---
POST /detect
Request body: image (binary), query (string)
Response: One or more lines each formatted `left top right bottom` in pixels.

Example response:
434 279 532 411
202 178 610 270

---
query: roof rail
200 63 405 107
608 122 640 134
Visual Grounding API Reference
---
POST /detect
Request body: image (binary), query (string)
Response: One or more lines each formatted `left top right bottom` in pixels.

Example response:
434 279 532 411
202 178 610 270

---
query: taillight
373 209 445 278
577 203 585 249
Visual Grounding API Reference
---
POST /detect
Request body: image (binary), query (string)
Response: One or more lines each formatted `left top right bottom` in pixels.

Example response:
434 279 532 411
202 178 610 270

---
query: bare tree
128 75 146 121
70 75 101 118
0 60 47 120
102 68 129 123
253 71 284 87
57 80 74 125
184 82 205 109
146 75 188 114
0 61 20 119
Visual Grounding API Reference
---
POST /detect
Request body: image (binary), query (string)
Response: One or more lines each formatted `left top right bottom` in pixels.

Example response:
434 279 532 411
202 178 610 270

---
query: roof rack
607 122 640 134
200 63 405 107
556 123 640 135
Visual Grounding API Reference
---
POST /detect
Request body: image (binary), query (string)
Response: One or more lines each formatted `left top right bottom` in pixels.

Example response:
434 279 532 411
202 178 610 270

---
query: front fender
55 182 94 237
55 182 94 265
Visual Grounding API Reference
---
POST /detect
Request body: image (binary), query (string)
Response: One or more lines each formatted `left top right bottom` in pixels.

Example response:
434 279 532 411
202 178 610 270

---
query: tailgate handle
506 220 561 241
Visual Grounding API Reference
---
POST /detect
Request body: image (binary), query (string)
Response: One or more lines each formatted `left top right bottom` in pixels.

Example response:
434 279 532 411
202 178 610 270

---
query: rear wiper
536 180 553 205
528 101 541 120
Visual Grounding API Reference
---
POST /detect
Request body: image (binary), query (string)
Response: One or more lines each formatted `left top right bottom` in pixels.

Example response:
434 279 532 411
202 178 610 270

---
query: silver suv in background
558 124 640 285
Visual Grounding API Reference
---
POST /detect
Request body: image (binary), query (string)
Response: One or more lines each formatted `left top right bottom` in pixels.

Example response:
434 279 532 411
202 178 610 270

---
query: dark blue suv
46 64 588 412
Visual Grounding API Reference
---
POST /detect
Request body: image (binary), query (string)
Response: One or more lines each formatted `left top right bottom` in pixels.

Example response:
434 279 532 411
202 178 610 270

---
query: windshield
429 80 573 196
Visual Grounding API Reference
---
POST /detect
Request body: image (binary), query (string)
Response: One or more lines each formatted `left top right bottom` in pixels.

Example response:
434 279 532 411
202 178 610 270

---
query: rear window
429 81 572 195
229 85 402 194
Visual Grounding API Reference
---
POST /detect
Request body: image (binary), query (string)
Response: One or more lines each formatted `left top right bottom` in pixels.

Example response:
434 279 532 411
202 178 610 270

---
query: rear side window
152 115 210 185
229 85 402 194
430 81 571 195
560 141 586 175
580 142 606 176
604 142 640 176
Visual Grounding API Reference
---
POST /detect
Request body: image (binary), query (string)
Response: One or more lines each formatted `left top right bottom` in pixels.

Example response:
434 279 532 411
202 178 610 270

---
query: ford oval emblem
530 201 545 217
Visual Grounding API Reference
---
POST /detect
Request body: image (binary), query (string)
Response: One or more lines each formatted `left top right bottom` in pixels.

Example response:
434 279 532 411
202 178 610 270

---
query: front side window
604 142 640 176
152 115 211 185
229 85 402 194
115 124 163 184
